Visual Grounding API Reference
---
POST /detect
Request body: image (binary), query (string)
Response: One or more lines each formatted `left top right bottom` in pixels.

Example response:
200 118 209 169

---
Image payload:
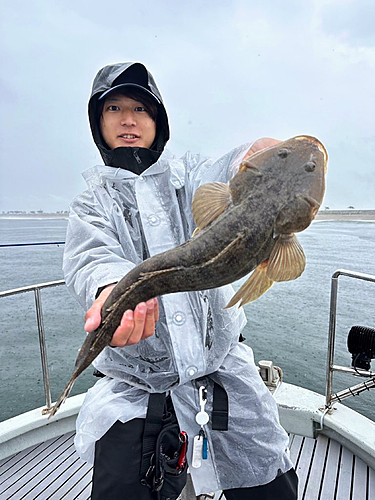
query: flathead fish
49 135 327 417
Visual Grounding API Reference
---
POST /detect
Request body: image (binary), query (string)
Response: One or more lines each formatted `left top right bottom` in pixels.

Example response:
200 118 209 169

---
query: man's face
100 94 156 150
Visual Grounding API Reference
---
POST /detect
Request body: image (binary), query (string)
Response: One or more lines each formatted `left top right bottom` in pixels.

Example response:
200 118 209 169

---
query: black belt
212 380 229 431
93 371 229 432
140 392 167 478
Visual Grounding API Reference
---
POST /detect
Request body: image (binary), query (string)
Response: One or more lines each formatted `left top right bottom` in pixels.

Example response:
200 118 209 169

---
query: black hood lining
88 62 170 172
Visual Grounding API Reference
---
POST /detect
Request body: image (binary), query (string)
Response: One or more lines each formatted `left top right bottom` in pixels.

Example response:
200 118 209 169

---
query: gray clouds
1 0 374 211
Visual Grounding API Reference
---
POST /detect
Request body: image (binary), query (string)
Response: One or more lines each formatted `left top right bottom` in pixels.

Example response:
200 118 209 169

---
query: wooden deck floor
290 434 375 500
0 432 91 499
0 432 374 499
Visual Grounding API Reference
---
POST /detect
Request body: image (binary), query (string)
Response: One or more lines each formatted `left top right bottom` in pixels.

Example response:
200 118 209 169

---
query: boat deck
0 432 90 500
0 432 374 499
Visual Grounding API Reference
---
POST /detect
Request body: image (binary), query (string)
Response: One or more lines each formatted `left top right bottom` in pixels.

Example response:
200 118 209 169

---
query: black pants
91 412 298 499
223 469 298 500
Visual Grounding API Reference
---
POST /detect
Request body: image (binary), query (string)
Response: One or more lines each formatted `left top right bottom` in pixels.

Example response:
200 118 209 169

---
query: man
63 62 298 499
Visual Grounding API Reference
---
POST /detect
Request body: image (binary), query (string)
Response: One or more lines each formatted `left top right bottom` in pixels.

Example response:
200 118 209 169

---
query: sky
1 0 374 212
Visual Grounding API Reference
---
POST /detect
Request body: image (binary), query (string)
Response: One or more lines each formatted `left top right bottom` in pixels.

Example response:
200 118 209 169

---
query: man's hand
243 137 282 161
84 285 159 347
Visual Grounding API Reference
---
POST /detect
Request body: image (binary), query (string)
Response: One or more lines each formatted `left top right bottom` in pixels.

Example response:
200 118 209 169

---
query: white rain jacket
63 145 292 495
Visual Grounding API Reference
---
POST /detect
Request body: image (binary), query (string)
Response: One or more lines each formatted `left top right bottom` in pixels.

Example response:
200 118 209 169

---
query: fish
49 135 327 417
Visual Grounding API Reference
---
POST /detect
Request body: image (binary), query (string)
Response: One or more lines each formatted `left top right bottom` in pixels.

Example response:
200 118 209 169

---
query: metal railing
325 269 375 408
0 280 65 411
2 265 374 413
0 242 65 248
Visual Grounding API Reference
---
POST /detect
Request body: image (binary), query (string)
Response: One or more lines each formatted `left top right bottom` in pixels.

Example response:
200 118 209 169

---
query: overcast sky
1 0 374 212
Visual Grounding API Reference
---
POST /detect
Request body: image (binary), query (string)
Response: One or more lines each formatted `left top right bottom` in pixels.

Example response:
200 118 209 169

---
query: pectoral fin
192 182 232 231
225 261 274 308
266 234 306 282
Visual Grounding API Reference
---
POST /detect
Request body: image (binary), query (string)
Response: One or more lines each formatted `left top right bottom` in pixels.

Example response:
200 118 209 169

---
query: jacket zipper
133 150 142 165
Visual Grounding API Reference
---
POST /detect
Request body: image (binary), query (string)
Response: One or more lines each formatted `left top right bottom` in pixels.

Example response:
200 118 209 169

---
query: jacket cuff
95 282 118 299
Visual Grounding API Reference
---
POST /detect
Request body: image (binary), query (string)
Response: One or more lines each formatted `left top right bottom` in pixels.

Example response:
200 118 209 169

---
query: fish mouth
301 194 321 218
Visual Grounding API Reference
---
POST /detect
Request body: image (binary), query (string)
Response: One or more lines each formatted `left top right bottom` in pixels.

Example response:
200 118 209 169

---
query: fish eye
304 161 316 172
278 148 290 158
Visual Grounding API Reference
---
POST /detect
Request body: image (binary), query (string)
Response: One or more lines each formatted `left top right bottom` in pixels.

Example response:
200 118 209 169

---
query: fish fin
48 376 76 419
225 261 274 308
266 234 306 282
73 330 101 367
192 182 232 231
238 160 262 174
89 327 110 352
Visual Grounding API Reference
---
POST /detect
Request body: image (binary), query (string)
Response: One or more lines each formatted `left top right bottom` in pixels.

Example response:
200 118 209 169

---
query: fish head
241 135 327 233
275 135 328 233
279 134 327 194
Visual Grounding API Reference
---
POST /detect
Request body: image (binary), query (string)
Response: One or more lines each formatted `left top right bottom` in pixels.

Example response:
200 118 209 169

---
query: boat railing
1 240 66 413
0 279 66 412
2 246 375 415
325 269 375 409
0 241 65 248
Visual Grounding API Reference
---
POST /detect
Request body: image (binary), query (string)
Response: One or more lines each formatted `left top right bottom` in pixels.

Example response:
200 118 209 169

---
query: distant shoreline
315 210 375 221
0 214 68 220
0 210 374 222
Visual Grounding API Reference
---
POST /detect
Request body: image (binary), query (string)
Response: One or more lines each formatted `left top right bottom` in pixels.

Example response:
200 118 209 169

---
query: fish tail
48 376 76 419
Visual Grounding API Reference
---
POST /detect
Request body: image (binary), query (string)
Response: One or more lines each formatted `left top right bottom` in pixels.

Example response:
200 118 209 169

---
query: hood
88 62 170 173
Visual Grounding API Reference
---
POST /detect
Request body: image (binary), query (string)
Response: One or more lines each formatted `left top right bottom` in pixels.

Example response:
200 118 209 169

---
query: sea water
0 218 374 422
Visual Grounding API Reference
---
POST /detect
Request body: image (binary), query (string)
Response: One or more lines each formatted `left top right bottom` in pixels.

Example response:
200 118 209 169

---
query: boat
0 269 374 499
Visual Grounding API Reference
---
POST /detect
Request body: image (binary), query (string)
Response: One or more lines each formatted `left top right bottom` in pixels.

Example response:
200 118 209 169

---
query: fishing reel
347 325 375 371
